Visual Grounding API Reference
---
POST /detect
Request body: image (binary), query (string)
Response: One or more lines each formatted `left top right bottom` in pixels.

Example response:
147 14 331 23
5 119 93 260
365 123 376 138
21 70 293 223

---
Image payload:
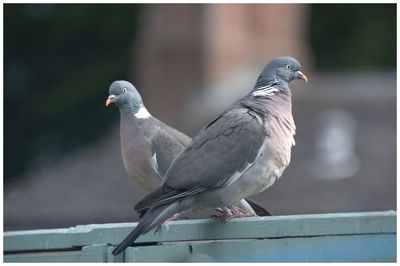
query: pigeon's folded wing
135 107 266 211
150 124 191 177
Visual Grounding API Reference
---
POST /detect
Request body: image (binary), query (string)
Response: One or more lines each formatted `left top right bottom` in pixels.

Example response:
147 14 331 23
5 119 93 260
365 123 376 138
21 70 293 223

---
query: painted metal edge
4 211 396 252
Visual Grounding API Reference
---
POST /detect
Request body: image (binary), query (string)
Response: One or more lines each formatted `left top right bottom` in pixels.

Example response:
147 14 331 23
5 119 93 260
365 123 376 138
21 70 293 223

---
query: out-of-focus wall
132 4 311 133
132 4 205 128
202 4 311 83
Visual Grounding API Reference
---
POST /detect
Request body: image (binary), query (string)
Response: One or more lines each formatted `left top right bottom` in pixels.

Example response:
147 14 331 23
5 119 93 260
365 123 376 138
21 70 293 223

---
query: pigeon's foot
212 207 258 223
212 213 233 223
212 212 257 223
154 213 188 233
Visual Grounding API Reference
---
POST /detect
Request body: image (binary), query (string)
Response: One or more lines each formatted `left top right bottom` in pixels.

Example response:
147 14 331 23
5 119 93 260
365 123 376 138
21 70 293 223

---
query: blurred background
4 4 396 231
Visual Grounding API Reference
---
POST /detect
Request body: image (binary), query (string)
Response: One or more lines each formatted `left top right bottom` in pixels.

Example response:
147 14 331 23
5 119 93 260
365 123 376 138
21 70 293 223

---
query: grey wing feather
150 122 191 177
166 108 265 189
136 107 265 210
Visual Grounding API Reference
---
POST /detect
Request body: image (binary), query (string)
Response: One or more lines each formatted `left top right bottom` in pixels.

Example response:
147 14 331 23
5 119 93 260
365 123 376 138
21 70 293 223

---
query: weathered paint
126 234 396 262
3 211 396 262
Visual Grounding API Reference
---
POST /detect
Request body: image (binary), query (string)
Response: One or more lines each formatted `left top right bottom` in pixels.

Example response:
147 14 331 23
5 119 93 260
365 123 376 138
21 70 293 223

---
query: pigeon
112 57 307 255
106 80 190 194
105 81 270 219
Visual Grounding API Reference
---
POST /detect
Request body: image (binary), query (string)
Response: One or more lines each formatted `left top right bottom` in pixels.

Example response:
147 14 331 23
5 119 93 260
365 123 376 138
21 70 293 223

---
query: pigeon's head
254 57 307 89
106 80 144 111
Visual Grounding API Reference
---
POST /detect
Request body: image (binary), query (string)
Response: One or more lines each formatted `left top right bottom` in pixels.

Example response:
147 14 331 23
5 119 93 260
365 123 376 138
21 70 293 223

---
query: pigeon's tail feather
112 218 149 256
138 208 147 219
135 187 164 211
112 202 180 256
135 185 189 211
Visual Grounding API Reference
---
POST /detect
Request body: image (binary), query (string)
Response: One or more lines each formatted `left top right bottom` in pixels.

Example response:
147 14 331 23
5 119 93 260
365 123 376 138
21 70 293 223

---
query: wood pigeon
112 57 307 255
105 81 270 220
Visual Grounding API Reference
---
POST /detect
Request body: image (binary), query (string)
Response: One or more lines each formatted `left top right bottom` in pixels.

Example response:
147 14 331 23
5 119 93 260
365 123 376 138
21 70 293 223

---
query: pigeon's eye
122 88 127 93
285 64 291 70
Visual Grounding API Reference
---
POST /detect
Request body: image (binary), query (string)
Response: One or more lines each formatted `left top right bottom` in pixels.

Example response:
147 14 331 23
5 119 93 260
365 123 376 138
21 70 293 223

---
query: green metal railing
4 211 396 262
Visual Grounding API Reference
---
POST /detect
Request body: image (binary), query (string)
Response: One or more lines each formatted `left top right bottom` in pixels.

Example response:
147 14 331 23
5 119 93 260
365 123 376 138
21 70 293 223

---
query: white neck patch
252 85 279 97
135 107 151 119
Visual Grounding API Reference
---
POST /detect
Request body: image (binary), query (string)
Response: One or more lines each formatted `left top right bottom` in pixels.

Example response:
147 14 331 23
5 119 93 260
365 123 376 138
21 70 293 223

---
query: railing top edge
4 210 396 235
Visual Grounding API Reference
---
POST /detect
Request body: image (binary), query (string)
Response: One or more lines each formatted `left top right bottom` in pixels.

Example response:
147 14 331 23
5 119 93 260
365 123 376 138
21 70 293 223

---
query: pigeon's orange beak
106 95 116 106
296 71 308 83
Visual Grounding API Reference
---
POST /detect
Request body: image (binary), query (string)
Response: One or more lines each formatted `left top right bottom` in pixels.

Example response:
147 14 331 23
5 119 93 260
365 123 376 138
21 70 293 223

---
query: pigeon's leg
211 207 234 222
233 199 259 216
212 205 257 223
214 207 226 214
214 206 233 214
154 213 188 233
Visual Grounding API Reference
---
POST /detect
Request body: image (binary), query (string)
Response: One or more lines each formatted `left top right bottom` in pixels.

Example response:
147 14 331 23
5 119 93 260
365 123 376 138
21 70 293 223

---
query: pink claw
211 207 258 223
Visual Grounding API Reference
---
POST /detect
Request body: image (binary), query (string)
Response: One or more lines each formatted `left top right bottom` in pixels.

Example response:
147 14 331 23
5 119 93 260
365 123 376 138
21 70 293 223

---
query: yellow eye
122 88 127 93
285 64 291 70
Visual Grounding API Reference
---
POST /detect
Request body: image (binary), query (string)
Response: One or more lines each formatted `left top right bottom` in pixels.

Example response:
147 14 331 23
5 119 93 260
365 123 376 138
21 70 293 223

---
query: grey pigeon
105 81 270 220
112 57 307 255
106 80 190 194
